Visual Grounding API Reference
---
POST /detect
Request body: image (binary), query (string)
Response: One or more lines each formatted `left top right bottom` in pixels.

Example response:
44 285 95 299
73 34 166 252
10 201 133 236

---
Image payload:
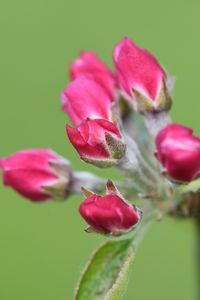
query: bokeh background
0 0 199 299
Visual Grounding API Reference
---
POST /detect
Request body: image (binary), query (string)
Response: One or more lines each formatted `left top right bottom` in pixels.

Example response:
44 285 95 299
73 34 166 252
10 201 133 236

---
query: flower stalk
196 218 200 300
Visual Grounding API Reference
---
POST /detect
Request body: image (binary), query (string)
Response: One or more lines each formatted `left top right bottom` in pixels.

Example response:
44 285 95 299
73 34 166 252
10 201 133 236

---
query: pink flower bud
155 124 200 182
79 180 141 236
61 78 113 125
70 51 116 100
0 149 72 201
113 37 171 112
66 119 125 168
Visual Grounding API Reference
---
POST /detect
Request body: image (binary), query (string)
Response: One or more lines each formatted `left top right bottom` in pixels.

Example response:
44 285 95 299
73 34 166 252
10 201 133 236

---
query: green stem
196 219 200 300
132 202 157 248
70 171 138 196
144 111 171 138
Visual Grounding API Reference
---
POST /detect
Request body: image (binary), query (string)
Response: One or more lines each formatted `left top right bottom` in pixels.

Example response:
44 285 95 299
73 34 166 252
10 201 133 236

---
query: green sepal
81 186 94 197
42 179 70 199
134 80 172 113
81 157 117 168
105 133 126 160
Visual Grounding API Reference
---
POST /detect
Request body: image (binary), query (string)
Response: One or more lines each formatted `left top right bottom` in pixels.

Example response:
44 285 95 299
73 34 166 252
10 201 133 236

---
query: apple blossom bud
0 149 72 201
70 51 116 100
79 180 141 236
113 37 172 112
61 78 113 125
66 119 125 168
155 123 200 182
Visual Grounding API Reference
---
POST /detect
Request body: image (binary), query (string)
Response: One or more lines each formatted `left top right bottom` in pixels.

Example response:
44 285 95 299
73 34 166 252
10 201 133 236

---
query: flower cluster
1 37 200 236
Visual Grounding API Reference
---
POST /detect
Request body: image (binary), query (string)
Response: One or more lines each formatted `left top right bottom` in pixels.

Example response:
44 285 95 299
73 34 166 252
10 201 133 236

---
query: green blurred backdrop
0 0 199 299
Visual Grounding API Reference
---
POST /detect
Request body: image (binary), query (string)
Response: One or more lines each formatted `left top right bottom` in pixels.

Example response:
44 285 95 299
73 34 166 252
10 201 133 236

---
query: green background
0 0 199 299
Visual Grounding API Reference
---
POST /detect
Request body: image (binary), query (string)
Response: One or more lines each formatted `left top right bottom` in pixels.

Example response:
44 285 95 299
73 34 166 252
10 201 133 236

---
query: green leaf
103 248 134 300
74 239 134 300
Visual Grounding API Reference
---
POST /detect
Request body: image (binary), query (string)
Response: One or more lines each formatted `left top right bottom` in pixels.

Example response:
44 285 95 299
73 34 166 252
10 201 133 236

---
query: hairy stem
70 171 138 196
70 171 106 193
132 202 156 248
118 133 159 192
144 111 171 138
196 218 200 300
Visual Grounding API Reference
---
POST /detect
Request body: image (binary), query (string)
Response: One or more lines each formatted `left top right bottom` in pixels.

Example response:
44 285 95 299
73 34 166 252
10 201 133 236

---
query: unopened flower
0 149 72 201
66 119 125 167
79 180 141 236
114 37 172 112
61 78 113 125
70 51 116 100
155 123 200 182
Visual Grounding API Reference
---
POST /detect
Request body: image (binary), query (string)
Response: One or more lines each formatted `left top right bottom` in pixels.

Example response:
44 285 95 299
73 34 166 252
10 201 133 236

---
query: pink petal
114 37 166 100
62 78 112 125
70 51 116 100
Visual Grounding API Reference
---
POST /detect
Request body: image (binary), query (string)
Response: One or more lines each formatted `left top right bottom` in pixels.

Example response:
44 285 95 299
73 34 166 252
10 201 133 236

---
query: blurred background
0 0 199 299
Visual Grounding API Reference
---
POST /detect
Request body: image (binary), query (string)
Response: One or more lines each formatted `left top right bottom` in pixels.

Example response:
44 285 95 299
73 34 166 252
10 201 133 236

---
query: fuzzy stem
132 202 156 248
118 133 160 194
196 218 200 300
144 111 171 138
125 134 159 185
70 171 106 193
70 171 138 196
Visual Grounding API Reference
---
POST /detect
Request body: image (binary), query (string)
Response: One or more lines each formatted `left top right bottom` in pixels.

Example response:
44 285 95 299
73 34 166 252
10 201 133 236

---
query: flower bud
79 180 141 236
70 51 116 100
66 119 125 168
155 123 200 182
113 37 172 113
0 149 72 201
61 78 113 125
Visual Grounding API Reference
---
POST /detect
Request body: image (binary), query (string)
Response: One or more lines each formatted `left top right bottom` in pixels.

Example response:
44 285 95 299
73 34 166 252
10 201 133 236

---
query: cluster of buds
1 37 200 236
